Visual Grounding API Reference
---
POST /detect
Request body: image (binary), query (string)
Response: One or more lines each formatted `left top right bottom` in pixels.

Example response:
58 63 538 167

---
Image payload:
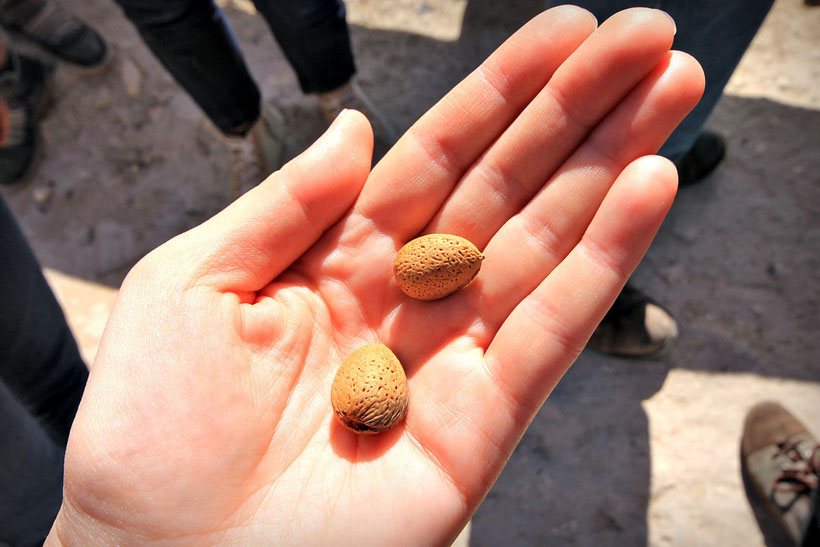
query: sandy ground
2 0 818 545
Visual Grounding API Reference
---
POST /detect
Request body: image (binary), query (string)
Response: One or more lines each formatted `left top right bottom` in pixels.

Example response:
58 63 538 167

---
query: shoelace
23 1 81 46
772 441 820 498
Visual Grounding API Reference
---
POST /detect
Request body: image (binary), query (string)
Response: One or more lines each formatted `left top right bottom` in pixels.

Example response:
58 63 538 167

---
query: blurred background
1 0 817 544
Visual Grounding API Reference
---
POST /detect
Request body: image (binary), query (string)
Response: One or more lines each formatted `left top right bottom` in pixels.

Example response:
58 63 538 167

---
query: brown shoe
742 401 819 545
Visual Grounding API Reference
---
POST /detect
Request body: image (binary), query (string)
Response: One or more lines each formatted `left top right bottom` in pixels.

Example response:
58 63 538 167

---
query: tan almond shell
330 343 409 434
393 234 484 300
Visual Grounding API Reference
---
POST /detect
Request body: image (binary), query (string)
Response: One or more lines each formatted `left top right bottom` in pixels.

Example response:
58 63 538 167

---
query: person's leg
251 0 396 162
0 381 65 546
251 0 354 94
0 194 85 543
0 195 87 446
656 0 774 161
113 0 260 135
113 0 287 195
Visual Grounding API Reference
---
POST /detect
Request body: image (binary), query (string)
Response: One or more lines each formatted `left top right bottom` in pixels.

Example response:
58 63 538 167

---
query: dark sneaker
0 97 40 184
316 80 398 164
675 130 726 186
742 402 819 545
0 49 53 116
0 0 110 69
0 49 49 185
587 285 678 358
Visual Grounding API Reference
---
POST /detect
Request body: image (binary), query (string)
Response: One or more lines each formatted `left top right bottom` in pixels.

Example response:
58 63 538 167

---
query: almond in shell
331 343 408 434
393 234 484 300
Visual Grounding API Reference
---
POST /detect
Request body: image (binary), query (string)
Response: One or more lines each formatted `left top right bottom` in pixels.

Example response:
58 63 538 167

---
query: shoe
0 97 41 184
586 285 678 358
0 50 50 185
0 49 52 116
316 80 397 163
675 130 726 186
0 0 110 69
225 103 286 198
742 401 819 545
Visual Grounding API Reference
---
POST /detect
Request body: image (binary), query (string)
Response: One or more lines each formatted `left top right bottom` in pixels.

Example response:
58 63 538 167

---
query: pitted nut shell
393 234 484 300
331 343 408 434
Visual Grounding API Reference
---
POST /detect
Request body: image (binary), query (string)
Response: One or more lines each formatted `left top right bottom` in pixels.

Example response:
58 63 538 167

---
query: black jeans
0 195 88 546
113 0 356 134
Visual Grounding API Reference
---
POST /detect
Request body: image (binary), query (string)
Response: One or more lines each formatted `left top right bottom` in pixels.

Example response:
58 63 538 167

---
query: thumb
184 109 374 292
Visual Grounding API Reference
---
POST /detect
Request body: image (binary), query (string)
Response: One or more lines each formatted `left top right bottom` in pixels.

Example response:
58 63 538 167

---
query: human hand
48 7 703 545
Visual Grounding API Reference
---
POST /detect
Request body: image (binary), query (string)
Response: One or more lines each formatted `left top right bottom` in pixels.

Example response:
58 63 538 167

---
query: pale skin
47 7 704 545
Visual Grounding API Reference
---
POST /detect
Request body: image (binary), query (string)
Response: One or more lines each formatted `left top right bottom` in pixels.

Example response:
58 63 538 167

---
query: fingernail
657 9 676 36
329 108 350 129
584 8 598 27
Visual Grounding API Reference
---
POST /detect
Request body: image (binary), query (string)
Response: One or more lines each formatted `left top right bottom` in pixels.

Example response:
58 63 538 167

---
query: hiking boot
586 285 678 358
0 0 110 69
316 80 397 164
675 130 726 186
0 50 50 185
742 401 819 545
225 102 286 198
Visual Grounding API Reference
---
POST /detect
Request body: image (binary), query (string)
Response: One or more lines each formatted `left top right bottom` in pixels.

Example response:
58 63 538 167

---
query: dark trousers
113 0 356 134
0 195 88 546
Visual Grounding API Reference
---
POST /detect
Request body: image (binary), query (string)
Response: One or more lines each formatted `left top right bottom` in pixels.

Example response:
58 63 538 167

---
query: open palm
49 7 703 545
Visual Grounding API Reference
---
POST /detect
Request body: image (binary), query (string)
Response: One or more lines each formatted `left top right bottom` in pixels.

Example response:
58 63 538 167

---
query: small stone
120 59 142 97
33 185 53 205
766 262 779 279
149 105 165 123
95 87 112 109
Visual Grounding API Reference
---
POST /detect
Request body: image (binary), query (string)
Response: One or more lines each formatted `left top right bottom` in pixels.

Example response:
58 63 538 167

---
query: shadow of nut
331 343 409 434
393 234 484 300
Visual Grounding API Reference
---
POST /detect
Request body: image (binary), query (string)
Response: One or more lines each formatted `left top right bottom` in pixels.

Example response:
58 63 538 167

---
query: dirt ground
2 0 818 545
